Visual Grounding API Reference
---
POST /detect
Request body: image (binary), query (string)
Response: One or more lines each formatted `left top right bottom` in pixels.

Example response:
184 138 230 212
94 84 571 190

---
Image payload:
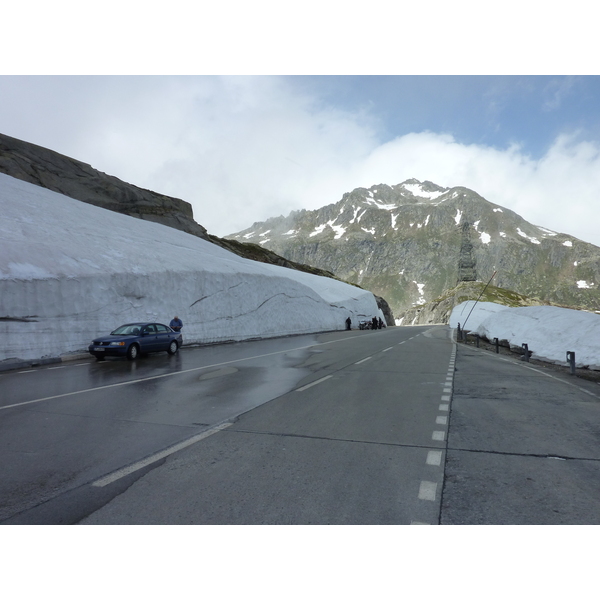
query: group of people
348 316 385 330
171 314 387 339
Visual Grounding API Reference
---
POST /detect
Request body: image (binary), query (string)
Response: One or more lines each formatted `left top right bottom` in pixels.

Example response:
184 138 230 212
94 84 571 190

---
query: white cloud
348 131 600 247
3 77 600 248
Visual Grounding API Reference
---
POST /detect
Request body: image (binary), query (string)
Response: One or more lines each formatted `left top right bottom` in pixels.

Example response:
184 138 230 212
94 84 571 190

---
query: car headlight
110 341 126 346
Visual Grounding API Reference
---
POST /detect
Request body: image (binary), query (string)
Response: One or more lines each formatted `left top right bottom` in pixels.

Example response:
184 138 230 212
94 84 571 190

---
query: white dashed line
296 375 333 392
432 431 445 441
441 395 451 402
439 404 449 411
418 481 438 501
426 450 443 466
436 416 448 425
355 356 372 365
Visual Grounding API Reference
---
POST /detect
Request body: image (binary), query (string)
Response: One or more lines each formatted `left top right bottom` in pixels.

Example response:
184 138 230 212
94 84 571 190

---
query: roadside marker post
566 351 576 376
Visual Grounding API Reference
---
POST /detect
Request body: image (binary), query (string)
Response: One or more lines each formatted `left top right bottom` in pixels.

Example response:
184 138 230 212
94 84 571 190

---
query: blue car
89 322 183 361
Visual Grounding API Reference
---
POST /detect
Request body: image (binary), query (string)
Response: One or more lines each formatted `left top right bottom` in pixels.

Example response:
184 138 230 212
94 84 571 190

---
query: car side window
156 324 169 333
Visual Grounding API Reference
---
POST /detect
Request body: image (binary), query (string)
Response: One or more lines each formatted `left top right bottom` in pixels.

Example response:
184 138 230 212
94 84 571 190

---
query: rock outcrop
0 132 209 239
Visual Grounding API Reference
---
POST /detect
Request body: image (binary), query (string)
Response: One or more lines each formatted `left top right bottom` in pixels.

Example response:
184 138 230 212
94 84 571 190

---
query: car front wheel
167 340 178 355
127 344 139 360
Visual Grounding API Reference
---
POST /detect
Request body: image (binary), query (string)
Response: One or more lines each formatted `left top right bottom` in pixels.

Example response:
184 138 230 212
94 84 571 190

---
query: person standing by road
169 316 183 332
169 315 183 332
170 315 183 345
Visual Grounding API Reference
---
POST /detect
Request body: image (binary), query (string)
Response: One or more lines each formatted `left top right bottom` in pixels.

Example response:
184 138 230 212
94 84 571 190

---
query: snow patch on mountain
401 182 445 200
413 282 426 305
517 228 541 244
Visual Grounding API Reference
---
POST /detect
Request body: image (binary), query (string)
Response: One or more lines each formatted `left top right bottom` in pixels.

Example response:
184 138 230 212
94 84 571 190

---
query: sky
2 4 600 247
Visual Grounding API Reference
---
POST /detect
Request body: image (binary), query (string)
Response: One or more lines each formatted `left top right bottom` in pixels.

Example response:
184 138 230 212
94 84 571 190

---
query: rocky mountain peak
227 179 600 320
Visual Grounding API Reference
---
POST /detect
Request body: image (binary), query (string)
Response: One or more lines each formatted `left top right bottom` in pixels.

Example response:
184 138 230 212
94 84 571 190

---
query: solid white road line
92 422 232 487
2 341 335 410
2 332 400 411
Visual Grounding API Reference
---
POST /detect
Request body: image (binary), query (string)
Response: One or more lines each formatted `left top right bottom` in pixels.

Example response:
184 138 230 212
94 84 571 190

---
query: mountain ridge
227 179 600 320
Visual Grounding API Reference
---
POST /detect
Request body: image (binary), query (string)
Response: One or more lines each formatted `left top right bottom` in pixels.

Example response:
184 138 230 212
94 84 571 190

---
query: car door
154 323 173 351
139 324 159 352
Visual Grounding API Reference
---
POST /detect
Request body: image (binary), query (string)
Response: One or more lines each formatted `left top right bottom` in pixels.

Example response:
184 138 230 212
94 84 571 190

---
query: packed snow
413 282 426 306
0 173 383 363
450 301 600 370
401 183 445 200
517 227 541 244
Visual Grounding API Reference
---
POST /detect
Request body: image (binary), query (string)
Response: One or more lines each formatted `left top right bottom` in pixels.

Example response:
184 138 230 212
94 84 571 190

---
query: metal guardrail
458 325 579 376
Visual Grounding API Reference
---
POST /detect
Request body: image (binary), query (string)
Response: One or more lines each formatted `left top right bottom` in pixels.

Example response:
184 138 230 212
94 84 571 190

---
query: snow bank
0 173 381 362
450 301 600 370
449 301 510 330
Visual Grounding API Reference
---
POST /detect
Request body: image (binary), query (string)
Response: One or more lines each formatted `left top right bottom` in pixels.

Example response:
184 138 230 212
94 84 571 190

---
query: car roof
118 322 171 327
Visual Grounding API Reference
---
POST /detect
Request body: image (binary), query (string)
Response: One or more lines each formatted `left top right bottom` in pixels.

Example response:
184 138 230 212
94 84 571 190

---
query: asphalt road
3 325 599 525
0 325 453 524
443 345 600 524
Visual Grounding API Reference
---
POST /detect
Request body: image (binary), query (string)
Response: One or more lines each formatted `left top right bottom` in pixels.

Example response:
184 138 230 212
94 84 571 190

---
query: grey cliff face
227 179 600 320
0 132 209 239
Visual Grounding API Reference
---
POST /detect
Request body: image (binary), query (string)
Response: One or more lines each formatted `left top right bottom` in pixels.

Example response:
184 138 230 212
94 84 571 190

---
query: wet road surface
1 326 453 524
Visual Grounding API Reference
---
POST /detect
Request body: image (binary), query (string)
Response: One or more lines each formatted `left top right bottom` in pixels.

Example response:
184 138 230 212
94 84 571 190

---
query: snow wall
450 301 600 370
0 173 382 363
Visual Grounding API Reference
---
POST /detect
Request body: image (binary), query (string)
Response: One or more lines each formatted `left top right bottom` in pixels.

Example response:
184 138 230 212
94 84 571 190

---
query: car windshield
110 325 143 336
